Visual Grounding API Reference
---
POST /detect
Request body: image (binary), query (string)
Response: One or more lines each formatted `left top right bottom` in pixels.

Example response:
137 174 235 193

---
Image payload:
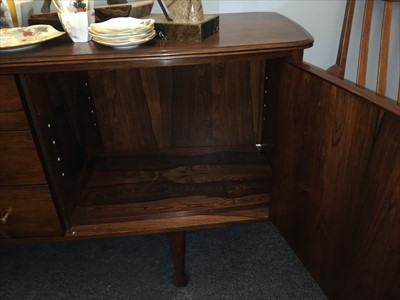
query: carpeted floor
0 222 327 300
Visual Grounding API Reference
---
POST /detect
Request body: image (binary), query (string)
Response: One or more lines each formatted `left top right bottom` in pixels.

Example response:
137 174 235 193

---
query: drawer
0 186 63 239
0 75 30 131
0 131 47 186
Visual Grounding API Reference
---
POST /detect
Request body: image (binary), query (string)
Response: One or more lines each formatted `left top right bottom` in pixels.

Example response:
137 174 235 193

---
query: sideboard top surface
0 13 313 73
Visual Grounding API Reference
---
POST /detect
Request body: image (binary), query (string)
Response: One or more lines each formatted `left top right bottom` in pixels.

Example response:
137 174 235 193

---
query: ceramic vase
55 0 94 42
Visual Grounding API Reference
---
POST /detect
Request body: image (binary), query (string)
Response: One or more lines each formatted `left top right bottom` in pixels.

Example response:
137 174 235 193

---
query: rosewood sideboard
1 12 399 299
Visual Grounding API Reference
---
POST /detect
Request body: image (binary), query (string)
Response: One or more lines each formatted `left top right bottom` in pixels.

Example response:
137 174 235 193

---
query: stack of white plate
89 17 156 49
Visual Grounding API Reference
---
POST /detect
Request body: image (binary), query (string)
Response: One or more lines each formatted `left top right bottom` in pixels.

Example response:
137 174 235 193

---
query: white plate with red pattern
0 25 65 50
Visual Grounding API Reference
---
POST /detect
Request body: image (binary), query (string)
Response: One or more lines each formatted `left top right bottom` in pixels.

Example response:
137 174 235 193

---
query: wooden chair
327 0 399 105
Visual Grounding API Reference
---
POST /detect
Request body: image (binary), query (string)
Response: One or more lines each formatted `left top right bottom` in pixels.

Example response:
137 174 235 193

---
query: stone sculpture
162 0 204 23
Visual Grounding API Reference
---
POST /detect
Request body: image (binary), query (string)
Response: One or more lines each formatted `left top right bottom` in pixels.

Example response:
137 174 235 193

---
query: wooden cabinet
0 75 62 239
0 12 398 298
20 61 274 237
1 13 313 239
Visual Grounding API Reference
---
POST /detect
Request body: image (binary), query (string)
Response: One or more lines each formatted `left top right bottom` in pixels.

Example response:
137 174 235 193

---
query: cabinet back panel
88 61 266 152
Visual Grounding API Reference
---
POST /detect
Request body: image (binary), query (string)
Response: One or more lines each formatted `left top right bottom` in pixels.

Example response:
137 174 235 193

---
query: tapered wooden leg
167 231 189 287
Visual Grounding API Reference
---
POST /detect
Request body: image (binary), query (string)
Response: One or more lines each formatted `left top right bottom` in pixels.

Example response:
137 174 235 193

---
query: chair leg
167 231 189 287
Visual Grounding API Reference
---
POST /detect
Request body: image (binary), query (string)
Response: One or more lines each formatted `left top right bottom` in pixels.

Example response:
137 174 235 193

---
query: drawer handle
0 207 12 225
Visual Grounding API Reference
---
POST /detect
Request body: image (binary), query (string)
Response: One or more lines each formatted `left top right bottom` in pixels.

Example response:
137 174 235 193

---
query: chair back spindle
328 0 399 105
356 0 374 87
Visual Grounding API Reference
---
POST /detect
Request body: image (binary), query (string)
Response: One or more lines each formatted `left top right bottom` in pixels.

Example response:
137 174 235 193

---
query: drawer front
0 131 47 186
0 75 30 131
0 186 63 238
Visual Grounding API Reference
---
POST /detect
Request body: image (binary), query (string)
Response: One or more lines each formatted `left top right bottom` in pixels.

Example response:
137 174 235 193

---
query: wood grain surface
18 62 271 236
0 75 29 131
0 186 62 239
20 72 103 225
72 149 271 227
0 13 313 74
89 61 266 151
0 131 47 186
273 60 400 300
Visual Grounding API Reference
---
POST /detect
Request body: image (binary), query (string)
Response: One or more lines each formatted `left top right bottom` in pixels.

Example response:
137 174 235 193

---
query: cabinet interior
20 59 279 236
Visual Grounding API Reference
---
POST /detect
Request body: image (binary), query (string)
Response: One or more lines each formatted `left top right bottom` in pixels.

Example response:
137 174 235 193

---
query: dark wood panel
0 186 62 239
72 149 271 227
0 131 47 186
139 67 173 149
69 206 269 238
273 61 399 299
20 72 103 225
94 150 269 172
102 145 267 157
88 68 163 151
73 194 269 225
337 112 400 299
262 59 283 145
82 178 269 205
0 75 29 131
171 61 263 147
290 60 400 116
89 61 266 152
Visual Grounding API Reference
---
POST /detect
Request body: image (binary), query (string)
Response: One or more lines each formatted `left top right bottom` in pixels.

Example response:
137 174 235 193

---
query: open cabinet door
272 60 400 300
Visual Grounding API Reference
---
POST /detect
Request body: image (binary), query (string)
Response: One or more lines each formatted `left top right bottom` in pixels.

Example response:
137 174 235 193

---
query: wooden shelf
70 147 271 236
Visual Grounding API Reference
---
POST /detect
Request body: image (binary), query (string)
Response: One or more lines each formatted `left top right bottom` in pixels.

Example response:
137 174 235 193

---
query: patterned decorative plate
0 25 65 50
